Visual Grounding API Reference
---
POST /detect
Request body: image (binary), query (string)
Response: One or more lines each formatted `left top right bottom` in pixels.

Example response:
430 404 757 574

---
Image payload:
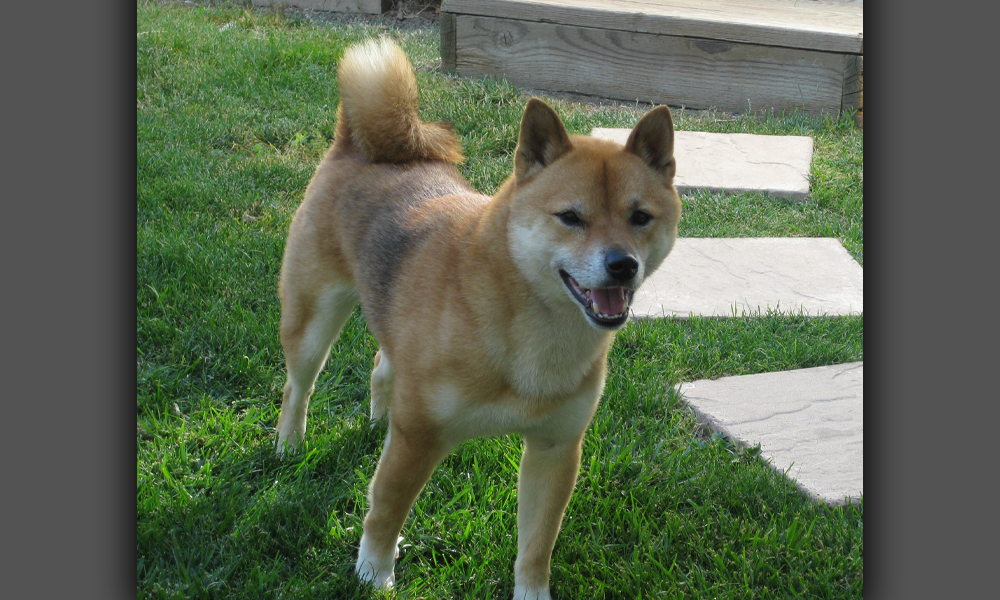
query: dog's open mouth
560 270 634 328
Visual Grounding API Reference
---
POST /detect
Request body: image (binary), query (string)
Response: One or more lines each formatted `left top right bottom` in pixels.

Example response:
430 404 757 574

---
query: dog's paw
355 534 398 589
275 421 307 457
512 585 552 600
355 559 395 590
274 434 302 458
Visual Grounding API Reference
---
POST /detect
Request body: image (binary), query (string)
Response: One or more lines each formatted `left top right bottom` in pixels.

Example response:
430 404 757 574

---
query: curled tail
334 38 464 164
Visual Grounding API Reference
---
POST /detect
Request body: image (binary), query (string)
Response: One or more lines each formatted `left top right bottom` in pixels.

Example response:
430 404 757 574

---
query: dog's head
506 99 681 330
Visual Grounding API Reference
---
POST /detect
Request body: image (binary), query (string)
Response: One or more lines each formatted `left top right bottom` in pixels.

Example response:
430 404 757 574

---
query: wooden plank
442 0 863 54
251 0 389 15
856 57 863 128
841 54 862 114
441 12 458 73
454 15 847 115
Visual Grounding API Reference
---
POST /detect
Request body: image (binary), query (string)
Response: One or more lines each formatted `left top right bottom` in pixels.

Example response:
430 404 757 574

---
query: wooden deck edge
841 54 862 113
857 58 863 129
449 15 849 116
840 54 862 128
440 0 863 55
441 12 457 73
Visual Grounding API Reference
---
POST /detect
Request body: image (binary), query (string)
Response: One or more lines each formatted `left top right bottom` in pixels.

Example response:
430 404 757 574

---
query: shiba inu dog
274 38 681 599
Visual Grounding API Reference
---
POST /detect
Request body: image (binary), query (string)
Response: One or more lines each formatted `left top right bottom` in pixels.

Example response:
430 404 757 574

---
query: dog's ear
515 98 573 182
625 106 676 181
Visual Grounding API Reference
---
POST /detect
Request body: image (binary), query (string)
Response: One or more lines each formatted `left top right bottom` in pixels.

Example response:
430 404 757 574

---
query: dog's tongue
592 287 627 316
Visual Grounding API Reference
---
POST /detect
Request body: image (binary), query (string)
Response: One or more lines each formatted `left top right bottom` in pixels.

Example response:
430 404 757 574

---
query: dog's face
507 100 681 330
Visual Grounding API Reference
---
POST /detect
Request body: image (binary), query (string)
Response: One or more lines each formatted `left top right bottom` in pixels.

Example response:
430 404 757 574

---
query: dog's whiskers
528 264 548 286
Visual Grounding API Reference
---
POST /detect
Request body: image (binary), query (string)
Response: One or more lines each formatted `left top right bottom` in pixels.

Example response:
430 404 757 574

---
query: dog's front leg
512 434 585 600
356 419 450 589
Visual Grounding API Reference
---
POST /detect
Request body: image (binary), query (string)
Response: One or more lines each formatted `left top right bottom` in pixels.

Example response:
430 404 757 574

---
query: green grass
137 2 863 598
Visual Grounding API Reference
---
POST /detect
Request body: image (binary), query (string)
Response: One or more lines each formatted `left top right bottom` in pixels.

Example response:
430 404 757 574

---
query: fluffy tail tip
336 37 464 164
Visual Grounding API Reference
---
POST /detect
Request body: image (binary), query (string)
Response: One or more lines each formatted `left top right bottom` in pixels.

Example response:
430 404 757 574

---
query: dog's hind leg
369 350 393 422
276 280 358 455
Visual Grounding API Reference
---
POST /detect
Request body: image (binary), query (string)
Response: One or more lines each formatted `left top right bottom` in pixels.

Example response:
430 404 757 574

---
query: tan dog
274 38 681 599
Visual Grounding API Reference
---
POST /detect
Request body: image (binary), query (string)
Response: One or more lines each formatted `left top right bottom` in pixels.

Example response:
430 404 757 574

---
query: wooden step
441 0 863 116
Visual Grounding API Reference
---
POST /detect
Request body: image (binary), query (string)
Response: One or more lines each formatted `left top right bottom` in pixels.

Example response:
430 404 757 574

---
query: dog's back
280 38 486 344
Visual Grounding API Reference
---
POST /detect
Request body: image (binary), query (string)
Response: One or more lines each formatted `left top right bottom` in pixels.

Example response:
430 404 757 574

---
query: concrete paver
590 128 814 200
633 238 863 318
674 362 863 506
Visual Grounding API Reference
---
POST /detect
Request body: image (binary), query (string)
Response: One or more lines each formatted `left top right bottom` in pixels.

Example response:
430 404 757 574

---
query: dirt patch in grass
281 0 442 32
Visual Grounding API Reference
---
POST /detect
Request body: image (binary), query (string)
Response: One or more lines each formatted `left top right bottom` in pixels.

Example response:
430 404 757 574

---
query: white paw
355 560 395 589
274 435 300 457
274 421 305 457
512 585 552 600
355 534 398 589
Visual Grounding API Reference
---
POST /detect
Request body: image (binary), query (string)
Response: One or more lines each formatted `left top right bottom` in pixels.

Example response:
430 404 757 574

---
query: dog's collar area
559 270 633 328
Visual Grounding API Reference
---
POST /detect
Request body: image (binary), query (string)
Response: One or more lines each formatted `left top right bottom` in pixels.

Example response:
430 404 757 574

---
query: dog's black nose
605 249 639 282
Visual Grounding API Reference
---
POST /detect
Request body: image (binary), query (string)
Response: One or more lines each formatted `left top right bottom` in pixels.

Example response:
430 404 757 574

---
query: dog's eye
630 210 652 226
556 210 584 227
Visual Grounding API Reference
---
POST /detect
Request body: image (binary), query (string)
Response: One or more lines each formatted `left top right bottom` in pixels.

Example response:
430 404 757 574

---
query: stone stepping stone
633 238 863 319
674 362 863 506
590 128 813 200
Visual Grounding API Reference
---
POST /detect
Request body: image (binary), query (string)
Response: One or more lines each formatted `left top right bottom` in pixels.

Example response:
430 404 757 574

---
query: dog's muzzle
559 270 635 329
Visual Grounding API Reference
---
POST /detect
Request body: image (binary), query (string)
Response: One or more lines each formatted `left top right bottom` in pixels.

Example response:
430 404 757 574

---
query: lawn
137 1 863 598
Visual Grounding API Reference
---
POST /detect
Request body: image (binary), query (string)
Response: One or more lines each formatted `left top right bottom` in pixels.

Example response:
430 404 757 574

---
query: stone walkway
591 128 814 200
593 127 863 505
632 238 863 319
675 363 863 506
